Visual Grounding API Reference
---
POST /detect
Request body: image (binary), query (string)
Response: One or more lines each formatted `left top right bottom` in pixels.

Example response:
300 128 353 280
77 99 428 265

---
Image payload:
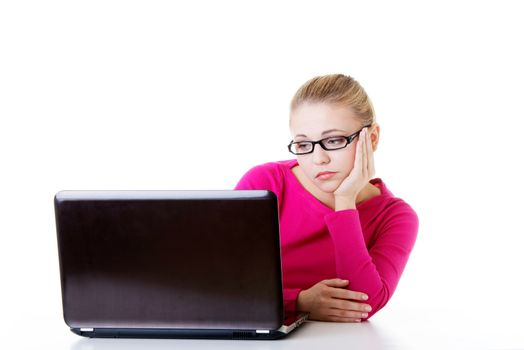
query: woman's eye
296 143 310 150
326 137 345 145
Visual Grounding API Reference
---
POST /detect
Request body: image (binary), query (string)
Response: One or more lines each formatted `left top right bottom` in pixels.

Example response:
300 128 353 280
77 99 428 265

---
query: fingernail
362 313 368 318
365 306 372 312
362 295 368 300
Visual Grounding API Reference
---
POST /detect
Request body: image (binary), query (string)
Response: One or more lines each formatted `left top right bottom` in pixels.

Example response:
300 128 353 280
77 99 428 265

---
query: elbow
364 305 383 320
363 285 391 320
363 301 386 321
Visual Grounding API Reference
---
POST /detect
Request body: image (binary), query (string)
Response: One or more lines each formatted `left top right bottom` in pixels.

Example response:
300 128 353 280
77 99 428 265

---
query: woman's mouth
316 171 337 180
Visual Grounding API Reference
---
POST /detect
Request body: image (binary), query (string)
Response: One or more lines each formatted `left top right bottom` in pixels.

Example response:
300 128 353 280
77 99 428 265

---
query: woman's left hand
333 126 375 199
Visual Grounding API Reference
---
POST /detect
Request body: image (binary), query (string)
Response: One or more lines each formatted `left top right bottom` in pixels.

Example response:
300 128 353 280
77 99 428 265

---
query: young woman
234 74 418 322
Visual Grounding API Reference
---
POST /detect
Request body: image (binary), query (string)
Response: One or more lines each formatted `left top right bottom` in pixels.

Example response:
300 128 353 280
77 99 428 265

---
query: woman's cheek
336 155 355 176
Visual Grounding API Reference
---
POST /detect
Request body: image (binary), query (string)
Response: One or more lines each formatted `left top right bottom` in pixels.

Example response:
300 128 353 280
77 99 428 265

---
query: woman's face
289 102 367 194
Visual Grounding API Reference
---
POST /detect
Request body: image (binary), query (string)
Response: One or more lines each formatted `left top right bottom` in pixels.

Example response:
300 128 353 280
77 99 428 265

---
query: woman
234 74 418 322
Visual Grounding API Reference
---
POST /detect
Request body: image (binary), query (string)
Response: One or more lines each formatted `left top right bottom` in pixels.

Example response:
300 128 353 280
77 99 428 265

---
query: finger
362 128 367 174
366 128 375 177
330 287 368 301
329 316 361 323
354 130 363 170
322 278 349 287
330 298 372 313
327 308 368 320
326 315 362 323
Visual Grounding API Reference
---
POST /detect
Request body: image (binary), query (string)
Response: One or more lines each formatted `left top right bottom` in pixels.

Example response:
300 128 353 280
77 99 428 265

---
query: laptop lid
54 190 307 339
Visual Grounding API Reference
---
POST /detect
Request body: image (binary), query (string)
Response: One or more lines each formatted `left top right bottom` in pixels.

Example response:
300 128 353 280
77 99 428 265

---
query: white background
1 1 523 349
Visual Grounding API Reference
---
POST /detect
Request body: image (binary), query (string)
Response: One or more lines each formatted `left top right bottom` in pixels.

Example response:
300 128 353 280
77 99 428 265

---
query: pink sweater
234 159 419 320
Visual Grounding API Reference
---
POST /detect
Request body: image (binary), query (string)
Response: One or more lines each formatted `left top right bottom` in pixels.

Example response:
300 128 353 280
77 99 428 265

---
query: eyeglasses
287 125 372 155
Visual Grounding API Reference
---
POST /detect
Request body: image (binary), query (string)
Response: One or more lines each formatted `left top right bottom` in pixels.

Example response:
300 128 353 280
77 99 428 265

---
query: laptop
54 190 308 340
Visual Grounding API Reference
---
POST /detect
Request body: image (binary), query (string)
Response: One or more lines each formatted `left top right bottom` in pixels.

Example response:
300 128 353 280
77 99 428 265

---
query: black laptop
54 190 308 339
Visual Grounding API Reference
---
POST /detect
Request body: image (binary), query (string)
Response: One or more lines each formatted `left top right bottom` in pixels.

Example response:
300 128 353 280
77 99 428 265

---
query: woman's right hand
296 278 372 322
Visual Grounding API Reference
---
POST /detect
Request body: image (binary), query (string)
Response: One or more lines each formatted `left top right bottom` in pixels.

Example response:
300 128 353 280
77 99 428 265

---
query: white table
15 307 523 350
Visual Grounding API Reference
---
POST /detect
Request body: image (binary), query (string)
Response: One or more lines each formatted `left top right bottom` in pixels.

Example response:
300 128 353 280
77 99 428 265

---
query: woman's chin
314 179 340 193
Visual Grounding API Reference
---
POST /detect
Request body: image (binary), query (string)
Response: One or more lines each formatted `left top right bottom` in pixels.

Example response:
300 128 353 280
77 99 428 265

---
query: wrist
334 195 357 210
296 290 308 312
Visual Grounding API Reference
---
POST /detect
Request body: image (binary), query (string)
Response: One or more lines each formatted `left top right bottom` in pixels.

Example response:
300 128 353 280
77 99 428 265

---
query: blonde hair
290 74 376 127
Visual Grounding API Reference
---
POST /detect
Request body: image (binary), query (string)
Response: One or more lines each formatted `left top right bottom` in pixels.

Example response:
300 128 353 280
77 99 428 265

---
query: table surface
10 307 523 350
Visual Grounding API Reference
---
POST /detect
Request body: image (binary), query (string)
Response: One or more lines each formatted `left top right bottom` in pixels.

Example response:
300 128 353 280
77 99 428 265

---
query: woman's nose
312 144 330 165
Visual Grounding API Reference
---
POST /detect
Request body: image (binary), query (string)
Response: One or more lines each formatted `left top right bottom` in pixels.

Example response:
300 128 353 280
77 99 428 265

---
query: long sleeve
234 163 302 313
324 203 419 319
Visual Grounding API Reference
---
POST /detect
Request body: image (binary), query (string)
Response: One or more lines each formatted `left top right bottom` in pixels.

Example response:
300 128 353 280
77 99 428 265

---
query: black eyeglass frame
287 124 373 155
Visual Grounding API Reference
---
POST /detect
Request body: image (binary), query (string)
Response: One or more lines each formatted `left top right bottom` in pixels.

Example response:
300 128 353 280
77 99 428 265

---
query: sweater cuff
324 209 362 238
283 288 302 314
324 209 370 270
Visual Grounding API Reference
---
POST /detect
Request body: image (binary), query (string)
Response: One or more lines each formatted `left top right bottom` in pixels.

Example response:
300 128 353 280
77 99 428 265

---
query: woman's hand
296 278 372 322
333 126 375 200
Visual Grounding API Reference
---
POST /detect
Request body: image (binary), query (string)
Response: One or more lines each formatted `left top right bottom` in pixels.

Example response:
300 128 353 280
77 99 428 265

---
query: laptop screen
55 190 285 330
